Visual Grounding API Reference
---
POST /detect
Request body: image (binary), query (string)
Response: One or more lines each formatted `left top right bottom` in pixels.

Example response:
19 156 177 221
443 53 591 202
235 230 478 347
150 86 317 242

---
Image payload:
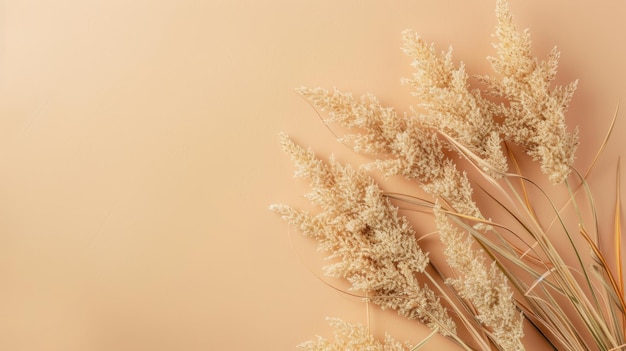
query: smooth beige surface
0 1 624 350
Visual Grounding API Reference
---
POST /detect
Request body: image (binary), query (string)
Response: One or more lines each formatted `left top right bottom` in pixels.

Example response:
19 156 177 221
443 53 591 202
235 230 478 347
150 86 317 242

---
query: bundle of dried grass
272 1 625 350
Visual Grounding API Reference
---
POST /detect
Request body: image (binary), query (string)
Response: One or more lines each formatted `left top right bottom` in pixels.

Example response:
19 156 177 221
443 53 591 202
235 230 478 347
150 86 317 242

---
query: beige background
0 1 624 350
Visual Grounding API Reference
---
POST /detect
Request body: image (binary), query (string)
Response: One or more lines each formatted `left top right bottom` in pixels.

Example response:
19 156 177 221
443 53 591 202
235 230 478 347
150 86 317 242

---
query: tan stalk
614 158 624 298
590 265 625 314
500 176 618 348
506 143 538 221
524 294 590 351
579 224 626 315
525 268 557 296
584 103 620 180
423 270 490 351
589 265 625 343
615 159 626 344
410 326 440 351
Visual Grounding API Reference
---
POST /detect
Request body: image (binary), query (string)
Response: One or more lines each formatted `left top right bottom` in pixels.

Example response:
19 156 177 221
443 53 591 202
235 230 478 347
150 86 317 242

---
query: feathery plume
434 204 524 351
270 133 457 335
297 87 482 221
484 0 578 184
298 318 411 351
401 30 508 177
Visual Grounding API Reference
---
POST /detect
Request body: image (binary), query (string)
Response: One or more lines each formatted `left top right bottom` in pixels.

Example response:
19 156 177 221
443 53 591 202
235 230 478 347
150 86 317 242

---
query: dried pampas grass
272 0 624 350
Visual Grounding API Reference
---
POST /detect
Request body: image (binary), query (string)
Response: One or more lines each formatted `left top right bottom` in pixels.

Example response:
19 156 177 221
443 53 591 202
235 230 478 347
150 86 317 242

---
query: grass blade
584 102 620 180
615 158 624 298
